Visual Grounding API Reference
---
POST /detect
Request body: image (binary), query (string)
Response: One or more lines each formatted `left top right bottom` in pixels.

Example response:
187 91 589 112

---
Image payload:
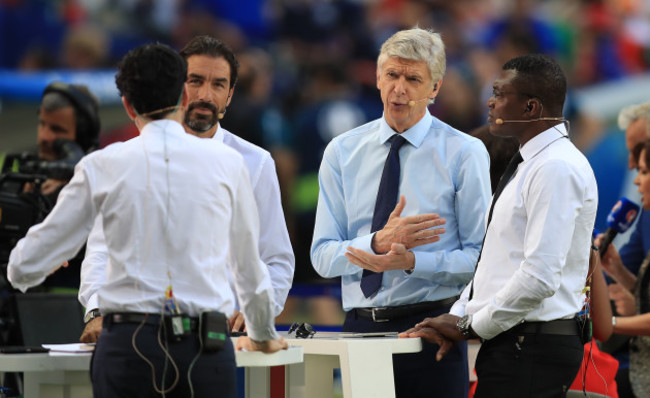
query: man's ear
430 78 443 99
122 96 137 121
376 68 381 90
524 98 541 118
226 86 234 107
181 88 189 109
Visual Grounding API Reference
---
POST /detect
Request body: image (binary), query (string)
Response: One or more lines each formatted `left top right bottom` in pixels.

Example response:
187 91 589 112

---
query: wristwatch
457 314 474 339
84 309 101 324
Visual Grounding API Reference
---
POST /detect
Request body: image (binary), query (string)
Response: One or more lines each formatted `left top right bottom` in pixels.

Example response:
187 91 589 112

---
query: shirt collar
378 111 432 148
210 124 225 142
140 119 185 137
520 123 569 161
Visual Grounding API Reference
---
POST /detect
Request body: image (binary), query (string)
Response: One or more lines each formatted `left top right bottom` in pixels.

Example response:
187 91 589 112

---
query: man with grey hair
594 102 650 277
33 82 100 196
614 101 650 275
619 101 650 170
598 101 650 398
1 82 101 289
311 27 491 397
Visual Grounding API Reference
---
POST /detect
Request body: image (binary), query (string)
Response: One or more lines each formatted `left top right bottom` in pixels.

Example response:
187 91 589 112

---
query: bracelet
612 316 617 326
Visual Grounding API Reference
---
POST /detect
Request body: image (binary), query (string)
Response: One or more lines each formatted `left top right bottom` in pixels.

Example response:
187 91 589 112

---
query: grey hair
377 27 446 90
618 101 650 136
41 90 75 112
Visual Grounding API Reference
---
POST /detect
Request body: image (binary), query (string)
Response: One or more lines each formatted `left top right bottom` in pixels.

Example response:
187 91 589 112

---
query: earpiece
43 82 101 151
526 102 533 113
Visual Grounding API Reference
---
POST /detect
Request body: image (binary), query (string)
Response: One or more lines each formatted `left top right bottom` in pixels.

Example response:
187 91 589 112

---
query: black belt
508 319 579 336
353 297 458 322
106 312 200 332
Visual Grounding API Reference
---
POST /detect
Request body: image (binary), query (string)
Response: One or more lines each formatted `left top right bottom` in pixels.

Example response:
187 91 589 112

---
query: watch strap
84 309 101 324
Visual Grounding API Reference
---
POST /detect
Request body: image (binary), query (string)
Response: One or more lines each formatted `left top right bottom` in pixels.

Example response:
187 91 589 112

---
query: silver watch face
458 315 472 334
84 310 99 323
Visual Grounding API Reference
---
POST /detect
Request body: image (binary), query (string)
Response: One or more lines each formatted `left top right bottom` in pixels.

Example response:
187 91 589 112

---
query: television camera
0 139 84 269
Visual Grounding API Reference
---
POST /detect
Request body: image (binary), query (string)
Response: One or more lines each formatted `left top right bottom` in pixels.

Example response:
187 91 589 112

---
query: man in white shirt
401 54 598 397
8 43 286 397
79 36 295 341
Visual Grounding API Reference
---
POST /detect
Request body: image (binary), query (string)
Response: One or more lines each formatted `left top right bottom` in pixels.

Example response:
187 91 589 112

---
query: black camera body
0 170 53 267
0 139 85 265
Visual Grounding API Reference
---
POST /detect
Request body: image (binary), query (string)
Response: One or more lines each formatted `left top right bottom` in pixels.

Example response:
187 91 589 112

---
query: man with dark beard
78 36 294 342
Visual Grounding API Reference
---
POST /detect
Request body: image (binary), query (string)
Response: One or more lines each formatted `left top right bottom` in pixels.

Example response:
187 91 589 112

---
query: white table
235 344 303 398
0 344 303 398
0 352 92 398
283 332 422 398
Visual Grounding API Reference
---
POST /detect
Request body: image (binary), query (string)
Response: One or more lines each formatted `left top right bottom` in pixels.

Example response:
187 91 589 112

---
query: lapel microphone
495 117 566 125
218 94 231 119
407 84 437 107
217 107 227 119
408 98 431 107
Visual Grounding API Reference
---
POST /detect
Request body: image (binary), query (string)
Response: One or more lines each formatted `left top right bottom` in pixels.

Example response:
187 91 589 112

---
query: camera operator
32 82 100 197
1 82 100 288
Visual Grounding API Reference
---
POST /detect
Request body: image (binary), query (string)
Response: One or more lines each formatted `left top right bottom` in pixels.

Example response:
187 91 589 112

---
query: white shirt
8 120 278 342
450 124 598 340
79 124 295 317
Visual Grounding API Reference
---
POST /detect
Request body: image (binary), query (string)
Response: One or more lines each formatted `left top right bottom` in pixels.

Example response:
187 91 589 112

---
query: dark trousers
91 318 236 398
343 305 468 398
474 329 583 398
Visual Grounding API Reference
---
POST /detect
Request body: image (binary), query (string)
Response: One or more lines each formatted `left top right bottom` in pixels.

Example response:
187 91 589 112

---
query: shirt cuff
449 300 466 317
355 232 376 253
246 326 279 342
471 307 506 340
85 294 100 315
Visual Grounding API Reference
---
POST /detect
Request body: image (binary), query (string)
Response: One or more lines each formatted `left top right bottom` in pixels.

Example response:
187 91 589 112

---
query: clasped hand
345 196 446 272
235 336 289 353
399 314 464 361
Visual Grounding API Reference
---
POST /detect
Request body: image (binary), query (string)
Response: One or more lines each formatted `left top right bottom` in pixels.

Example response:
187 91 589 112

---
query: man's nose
197 84 214 102
38 127 55 143
393 78 406 95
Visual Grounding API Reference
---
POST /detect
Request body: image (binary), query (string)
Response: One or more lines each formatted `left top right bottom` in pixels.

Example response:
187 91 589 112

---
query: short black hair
502 54 567 115
179 35 239 89
115 43 187 120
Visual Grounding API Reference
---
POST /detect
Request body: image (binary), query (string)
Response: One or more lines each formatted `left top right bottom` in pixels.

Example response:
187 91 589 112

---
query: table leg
246 367 270 398
23 370 93 398
338 341 396 398
287 354 339 398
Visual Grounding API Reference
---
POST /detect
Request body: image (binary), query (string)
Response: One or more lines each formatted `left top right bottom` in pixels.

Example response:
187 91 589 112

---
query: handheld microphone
408 98 430 107
599 197 640 257
495 117 566 125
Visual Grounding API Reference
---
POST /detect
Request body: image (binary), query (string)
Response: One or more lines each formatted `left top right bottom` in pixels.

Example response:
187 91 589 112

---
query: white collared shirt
451 124 598 340
212 125 295 316
9 120 278 341
79 124 295 318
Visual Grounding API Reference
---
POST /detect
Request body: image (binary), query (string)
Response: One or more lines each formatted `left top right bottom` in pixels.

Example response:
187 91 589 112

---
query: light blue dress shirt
311 112 491 311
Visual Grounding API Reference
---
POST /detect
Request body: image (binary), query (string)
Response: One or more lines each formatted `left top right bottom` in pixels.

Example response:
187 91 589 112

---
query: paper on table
42 343 95 355
338 332 399 338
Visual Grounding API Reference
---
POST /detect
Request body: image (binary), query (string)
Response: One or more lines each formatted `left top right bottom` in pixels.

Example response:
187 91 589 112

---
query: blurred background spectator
3 0 650 331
